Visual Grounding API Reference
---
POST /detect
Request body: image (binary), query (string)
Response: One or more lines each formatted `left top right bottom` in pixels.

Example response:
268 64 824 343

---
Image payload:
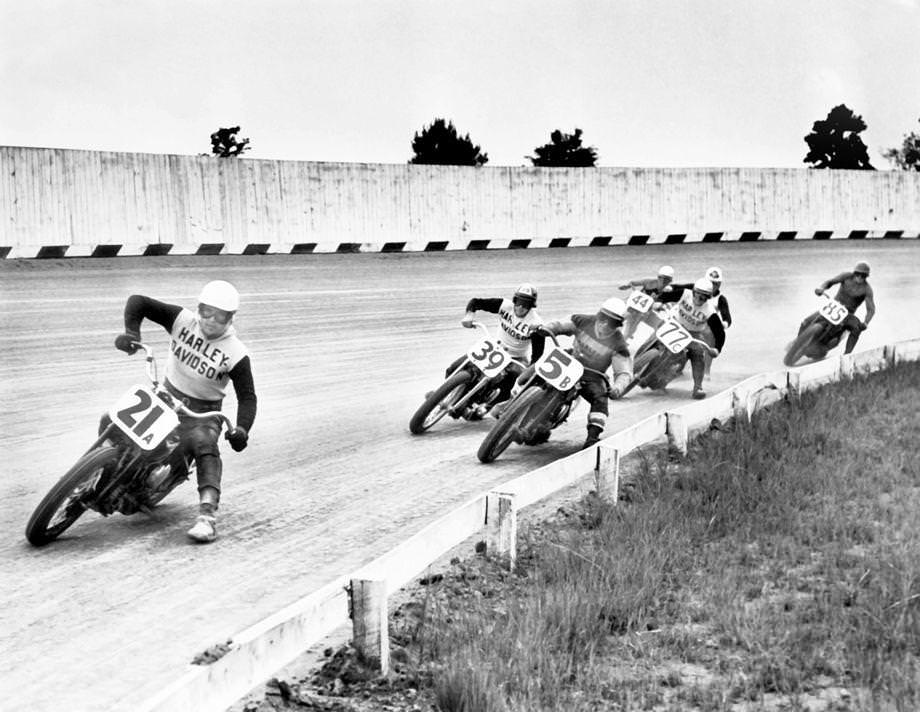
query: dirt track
1 241 917 711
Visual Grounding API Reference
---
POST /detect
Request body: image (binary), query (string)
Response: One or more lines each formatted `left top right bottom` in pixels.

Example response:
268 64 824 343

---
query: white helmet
658 265 675 279
692 278 714 297
598 297 627 322
198 280 240 312
705 266 723 283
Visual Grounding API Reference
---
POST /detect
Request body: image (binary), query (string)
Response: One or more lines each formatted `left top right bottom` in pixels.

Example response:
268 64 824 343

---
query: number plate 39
467 338 509 377
109 384 179 450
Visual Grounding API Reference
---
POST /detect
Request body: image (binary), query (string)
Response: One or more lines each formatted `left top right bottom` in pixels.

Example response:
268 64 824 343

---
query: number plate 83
109 384 180 450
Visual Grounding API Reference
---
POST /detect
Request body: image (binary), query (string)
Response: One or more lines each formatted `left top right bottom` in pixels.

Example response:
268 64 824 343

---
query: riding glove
226 427 249 452
114 332 141 355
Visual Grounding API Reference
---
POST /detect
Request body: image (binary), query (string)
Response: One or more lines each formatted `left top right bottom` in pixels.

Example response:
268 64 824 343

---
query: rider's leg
581 375 608 449
184 420 222 542
687 344 707 399
842 315 862 354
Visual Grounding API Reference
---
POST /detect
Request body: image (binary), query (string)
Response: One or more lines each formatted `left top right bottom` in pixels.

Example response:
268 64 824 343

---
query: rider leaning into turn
534 297 633 450
807 262 876 355
113 280 257 543
618 265 676 340
671 265 732 328
452 283 546 417
656 277 725 400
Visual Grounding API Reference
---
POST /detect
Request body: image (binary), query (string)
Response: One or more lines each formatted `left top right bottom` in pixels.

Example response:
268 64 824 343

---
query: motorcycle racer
670 265 732 328
656 278 725 399
113 280 257 543
618 265 676 339
449 283 546 416
533 297 633 449
807 262 875 354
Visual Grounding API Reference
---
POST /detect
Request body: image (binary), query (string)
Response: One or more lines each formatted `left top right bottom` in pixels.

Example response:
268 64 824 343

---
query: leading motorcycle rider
807 261 876 355
532 297 633 450
113 280 257 543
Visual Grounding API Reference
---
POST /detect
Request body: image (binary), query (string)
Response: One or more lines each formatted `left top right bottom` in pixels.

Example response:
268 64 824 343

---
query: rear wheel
784 323 824 367
477 387 549 463
409 370 473 434
25 445 119 546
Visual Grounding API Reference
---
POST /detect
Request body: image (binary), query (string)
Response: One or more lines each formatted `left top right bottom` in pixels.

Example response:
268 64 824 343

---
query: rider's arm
464 297 503 314
706 314 726 352
542 319 575 337
228 356 257 432
863 285 876 325
656 288 682 304
717 294 732 326
529 332 546 362
817 272 848 292
124 295 182 335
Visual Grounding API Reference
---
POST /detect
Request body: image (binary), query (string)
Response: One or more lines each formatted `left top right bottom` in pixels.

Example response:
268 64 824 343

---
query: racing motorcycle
25 343 232 547
476 334 613 464
409 322 527 434
783 294 852 367
621 315 714 396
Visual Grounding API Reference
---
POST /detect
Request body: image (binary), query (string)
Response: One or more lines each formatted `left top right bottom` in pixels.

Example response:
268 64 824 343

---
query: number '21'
116 389 164 437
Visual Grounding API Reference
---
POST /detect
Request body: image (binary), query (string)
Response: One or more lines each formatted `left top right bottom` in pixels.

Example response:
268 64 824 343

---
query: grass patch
249 361 920 712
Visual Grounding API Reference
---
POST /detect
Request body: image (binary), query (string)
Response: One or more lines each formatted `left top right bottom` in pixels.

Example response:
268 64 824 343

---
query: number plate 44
109 384 179 450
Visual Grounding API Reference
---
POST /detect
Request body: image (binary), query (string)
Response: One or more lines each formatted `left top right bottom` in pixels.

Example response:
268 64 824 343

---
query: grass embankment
253 362 920 712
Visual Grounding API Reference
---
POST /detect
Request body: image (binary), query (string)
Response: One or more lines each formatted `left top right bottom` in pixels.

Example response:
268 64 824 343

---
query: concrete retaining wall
2 146 919 258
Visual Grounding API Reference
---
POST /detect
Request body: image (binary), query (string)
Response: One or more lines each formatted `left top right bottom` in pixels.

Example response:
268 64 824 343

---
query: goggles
198 304 233 324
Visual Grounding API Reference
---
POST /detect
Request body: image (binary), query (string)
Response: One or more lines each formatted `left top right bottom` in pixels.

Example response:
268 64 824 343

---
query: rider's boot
843 329 860 355
582 424 603 450
188 501 218 543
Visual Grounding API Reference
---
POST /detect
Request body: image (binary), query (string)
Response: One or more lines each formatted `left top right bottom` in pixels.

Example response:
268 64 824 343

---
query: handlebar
132 342 233 433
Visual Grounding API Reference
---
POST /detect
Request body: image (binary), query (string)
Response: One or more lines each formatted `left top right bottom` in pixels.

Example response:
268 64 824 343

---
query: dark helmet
513 283 538 308
853 262 870 276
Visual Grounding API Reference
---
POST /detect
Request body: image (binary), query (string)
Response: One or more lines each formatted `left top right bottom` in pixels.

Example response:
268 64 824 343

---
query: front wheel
409 370 473 434
25 445 120 546
784 322 824 367
477 387 550 464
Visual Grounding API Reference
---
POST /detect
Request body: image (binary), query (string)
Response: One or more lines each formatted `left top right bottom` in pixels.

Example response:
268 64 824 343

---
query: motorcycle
25 343 232 547
476 333 612 463
409 322 527 434
783 294 851 367
621 315 715 396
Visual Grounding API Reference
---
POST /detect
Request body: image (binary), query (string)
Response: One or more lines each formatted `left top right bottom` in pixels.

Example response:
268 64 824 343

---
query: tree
529 128 598 167
882 117 920 171
409 118 488 166
803 104 874 170
210 126 250 157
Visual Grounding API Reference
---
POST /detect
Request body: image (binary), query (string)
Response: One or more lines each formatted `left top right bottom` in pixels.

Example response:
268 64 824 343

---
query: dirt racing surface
1 241 918 711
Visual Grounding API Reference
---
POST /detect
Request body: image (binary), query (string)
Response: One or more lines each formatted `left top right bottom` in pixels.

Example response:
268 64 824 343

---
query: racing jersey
622 277 672 298
542 314 632 389
658 288 726 351
821 272 875 317
123 295 257 431
466 297 544 360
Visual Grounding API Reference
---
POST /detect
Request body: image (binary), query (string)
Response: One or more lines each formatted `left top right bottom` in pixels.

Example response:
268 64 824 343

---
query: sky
2 0 919 169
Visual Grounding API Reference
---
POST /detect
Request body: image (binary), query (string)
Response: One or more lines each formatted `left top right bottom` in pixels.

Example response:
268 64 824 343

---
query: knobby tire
784 323 824 367
409 370 473 434
477 387 547 464
25 445 120 547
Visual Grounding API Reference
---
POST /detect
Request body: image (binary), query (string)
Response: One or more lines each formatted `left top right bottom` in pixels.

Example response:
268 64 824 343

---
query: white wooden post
349 579 389 673
666 411 688 456
486 492 517 567
595 445 620 503
787 370 802 400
